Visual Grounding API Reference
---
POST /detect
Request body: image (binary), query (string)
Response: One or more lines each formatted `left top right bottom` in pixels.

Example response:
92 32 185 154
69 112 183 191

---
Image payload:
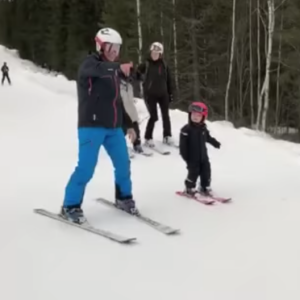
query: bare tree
135 0 143 96
160 1 164 41
136 0 143 64
255 0 262 128
172 0 179 93
260 0 275 131
249 0 254 126
275 7 283 131
224 0 236 120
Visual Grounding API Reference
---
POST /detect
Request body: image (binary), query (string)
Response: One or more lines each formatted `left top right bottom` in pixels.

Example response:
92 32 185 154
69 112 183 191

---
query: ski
128 147 153 157
207 194 231 203
143 142 170 155
138 148 153 157
176 191 215 205
163 141 180 148
95 198 180 235
33 208 136 244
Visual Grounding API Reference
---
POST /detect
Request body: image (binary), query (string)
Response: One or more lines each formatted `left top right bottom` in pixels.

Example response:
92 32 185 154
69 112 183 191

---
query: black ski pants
185 159 211 190
144 94 171 140
1 73 11 85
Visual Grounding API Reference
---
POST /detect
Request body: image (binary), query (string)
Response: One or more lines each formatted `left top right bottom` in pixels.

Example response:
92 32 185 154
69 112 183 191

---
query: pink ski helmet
188 102 208 117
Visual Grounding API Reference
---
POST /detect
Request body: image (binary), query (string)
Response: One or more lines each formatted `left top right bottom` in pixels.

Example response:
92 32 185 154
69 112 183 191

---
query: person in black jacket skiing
61 28 138 224
179 102 221 199
137 42 174 147
1 62 11 85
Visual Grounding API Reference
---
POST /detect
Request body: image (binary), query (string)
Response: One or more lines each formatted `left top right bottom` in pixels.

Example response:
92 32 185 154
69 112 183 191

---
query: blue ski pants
63 127 132 207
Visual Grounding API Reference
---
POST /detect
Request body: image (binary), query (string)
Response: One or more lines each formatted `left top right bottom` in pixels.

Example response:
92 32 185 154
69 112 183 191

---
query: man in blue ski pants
61 27 138 224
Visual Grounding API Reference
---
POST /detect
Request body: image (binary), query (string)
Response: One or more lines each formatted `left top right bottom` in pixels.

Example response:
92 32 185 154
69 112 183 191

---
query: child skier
120 75 145 153
179 102 221 201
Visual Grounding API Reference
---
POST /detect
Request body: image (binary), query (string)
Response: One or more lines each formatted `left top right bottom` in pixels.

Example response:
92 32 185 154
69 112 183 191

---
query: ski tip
219 198 232 203
34 208 46 213
121 237 138 244
166 229 180 235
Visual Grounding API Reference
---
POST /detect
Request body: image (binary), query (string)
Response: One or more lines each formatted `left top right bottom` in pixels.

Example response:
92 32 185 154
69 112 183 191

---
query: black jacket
137 58 172 98
77 53 132 129
179 121 220 164
1 64 9 74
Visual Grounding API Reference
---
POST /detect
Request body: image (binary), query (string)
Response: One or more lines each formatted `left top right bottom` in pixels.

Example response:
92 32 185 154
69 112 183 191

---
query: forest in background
0 0 300 141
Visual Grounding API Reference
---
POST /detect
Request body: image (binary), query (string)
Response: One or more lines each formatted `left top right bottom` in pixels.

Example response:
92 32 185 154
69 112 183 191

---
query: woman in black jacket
137 42 174 147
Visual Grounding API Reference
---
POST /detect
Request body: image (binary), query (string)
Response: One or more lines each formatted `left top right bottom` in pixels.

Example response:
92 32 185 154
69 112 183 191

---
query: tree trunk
249 0 254 126
160 1 164 41
275 8 283 132
261 0 275 131
136 0 142 64
191 22 200 101
255 0 262 129
135 0 143 96
172 0 179 95
224 0 236 120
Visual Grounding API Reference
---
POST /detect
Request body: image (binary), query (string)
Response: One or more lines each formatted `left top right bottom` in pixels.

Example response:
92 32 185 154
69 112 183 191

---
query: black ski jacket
137 58 172 98
77 53 132 129
1 64 9 75
179 121 220 165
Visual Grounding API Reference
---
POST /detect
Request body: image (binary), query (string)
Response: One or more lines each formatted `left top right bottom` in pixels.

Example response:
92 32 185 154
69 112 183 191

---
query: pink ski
176 191 215 205
206 193 231 203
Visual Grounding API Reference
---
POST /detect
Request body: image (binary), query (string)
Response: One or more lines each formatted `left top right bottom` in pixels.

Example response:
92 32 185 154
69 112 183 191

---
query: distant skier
179 102 221 198
61 28 138 224
1 62 11 85
120 74 144 153
137 42 174 147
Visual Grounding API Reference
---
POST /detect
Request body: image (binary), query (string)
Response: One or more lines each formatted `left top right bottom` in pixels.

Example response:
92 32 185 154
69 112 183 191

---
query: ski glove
127 128 136 143
120 62 133 77
214 141 221 149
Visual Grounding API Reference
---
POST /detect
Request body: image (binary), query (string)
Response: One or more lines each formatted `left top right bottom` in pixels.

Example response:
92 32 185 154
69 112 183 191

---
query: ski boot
198 186 213 197
115 198 139 215
133 144 144 153
163 136 175 146
144 139 155 148
60 206 87 224
184 187 198 197
183 187 214 204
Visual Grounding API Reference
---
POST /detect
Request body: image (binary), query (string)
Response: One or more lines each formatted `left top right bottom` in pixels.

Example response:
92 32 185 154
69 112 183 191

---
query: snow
1 45 300 300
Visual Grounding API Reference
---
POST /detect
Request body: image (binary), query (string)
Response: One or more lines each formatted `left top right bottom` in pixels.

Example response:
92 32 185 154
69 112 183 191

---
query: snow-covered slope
1 45 300 300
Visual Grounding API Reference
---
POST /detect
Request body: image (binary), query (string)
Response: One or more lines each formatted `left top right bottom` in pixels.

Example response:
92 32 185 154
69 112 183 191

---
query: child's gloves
215 141 221 149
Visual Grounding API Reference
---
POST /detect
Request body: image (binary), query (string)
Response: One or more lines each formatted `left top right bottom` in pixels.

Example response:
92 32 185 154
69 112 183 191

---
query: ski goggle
189 104 206 113
151 45 163 53
103 43 121 56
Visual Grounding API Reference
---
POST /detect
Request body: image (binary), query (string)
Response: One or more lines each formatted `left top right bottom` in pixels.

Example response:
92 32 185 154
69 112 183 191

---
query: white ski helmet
150 42 164 54
95 28 122 52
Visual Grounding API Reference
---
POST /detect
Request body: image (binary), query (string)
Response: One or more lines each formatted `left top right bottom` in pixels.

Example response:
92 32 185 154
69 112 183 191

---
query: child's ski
95 198 180 235
207 194 231 203
176 191 231 204
34 208 136 244
176 191 215 205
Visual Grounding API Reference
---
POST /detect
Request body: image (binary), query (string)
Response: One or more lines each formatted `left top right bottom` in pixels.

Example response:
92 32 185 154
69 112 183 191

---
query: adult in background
120 73 144 153
61 28 138 224
1 62 11 85
137 42 174 147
